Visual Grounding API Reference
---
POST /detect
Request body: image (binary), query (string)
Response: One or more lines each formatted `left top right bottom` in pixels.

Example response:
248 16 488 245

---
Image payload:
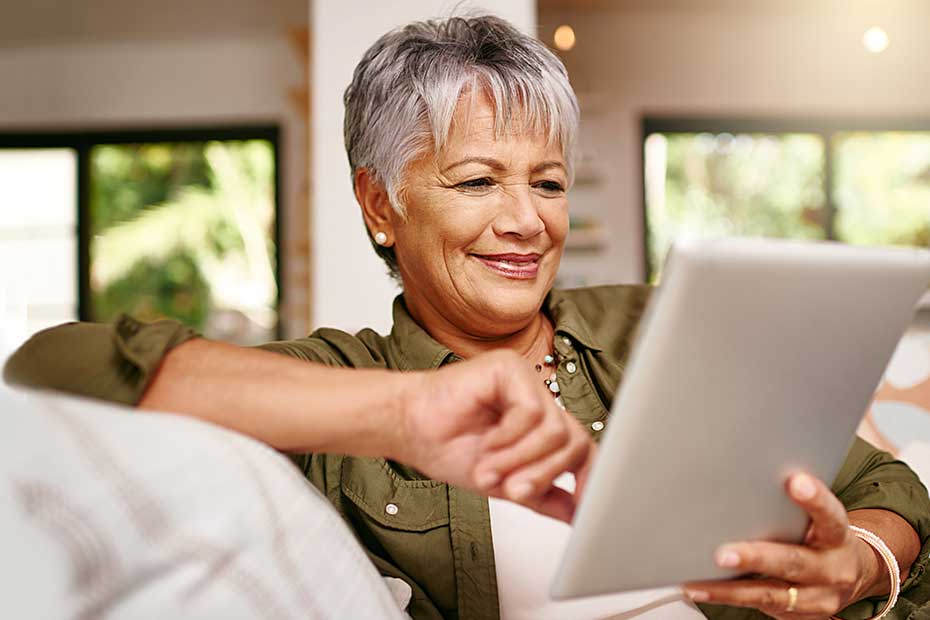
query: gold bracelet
832 525 901 620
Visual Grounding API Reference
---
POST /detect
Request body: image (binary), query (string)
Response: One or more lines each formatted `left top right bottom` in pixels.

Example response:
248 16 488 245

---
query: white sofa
0 382 411 620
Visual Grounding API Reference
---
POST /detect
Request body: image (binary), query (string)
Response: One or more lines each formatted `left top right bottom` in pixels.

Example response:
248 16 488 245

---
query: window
0 127 281 344
833 132 930 248
0 148 77 336
643 119 930 282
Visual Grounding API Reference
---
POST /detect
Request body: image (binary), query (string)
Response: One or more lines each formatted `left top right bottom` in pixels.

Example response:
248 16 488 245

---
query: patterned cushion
0 383 408 619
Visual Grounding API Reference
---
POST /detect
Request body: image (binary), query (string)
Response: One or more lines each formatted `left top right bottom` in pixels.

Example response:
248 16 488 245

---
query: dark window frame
0 125 282 337
641 117 930 280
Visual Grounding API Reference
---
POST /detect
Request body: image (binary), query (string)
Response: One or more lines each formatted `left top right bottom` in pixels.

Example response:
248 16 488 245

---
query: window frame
0 125 282 337
641 117 930 281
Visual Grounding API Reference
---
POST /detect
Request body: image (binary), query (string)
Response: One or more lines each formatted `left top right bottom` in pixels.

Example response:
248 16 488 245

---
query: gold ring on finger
786 586 798 613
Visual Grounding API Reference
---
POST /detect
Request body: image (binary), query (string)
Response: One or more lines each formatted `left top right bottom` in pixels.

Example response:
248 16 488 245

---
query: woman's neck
403 295 555 364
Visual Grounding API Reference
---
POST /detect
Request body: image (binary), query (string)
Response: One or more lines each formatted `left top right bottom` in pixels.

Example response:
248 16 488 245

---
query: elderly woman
6 15 930 620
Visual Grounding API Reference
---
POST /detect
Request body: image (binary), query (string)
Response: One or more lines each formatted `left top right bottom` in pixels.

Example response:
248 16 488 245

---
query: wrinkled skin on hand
685 473 886 619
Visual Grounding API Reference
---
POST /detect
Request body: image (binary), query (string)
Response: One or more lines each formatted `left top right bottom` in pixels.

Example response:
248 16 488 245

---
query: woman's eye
535 180 565 194
457 178 493 189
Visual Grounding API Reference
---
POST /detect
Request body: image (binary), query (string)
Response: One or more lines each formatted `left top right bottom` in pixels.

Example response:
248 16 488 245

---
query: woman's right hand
395 349 595 523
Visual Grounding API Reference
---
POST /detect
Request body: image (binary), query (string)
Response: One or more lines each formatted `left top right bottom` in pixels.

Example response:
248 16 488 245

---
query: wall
538 0 930 285
310 0 537 334
0 3 309 338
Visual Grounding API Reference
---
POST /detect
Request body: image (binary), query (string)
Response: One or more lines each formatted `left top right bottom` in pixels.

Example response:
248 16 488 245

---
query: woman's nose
491 185 545 239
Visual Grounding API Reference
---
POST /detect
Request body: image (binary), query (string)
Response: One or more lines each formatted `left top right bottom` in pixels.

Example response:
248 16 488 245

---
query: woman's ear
354 168 396 246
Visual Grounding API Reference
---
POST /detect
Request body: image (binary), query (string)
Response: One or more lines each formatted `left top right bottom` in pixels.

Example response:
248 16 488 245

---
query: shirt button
591 421 605 432
562 337 572 346
385 503 399 516
566 362 577 374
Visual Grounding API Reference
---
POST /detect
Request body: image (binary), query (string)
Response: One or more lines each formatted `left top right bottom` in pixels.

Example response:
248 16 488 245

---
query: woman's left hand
683 472 880 619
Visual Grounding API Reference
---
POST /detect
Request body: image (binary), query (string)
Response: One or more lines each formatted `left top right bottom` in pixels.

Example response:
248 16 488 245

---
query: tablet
551 237 930 599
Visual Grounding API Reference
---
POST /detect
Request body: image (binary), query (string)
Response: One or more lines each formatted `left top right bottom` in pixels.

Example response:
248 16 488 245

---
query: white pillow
0 383 409 620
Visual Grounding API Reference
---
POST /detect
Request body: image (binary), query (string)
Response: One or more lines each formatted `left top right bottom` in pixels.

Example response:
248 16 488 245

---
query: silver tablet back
551 238 930 599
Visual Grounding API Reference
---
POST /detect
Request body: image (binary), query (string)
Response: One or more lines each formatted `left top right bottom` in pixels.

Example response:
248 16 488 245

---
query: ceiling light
863 26 889 54
553 25 576 51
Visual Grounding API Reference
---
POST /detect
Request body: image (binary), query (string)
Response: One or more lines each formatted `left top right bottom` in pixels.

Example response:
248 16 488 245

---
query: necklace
535 349 565 409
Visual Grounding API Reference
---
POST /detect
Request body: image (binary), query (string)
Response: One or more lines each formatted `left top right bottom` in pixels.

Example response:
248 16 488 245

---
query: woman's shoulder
552 284 653 312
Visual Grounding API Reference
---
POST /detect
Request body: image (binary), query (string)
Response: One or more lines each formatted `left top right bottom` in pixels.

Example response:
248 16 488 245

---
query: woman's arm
849 509 920 595
138 337 412 457
141 338 595 521
5 319 595 522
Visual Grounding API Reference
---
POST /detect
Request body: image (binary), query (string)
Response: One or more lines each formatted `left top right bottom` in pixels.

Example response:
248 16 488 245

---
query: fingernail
685 589 710 602
791 474 817 500
714 548 740 568
509 480 534 501
476 471 500 489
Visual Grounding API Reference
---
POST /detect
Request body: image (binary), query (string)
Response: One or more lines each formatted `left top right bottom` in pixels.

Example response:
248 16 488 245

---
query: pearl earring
374 231 388 246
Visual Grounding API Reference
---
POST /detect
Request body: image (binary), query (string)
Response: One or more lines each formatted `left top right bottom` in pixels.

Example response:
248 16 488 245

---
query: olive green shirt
6 285 930 620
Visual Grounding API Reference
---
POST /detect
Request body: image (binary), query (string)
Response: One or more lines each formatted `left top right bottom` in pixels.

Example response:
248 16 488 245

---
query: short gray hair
343 14 580 280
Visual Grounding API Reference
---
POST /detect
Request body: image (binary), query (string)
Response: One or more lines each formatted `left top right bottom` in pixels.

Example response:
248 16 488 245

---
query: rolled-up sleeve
3 315 198 406
830 437 930 619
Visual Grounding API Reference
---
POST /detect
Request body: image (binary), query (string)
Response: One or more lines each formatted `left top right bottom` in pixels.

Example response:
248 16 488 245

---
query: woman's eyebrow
440 157 567 175
441 156 505 174
532 161 567 174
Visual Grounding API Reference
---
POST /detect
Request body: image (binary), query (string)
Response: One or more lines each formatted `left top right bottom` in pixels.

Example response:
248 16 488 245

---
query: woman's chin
470 281 550 326
451 258 555 328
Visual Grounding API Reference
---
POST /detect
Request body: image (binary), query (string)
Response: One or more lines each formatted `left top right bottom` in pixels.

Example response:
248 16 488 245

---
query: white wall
0 37 300 125
538 1 930 285
310 0 537 334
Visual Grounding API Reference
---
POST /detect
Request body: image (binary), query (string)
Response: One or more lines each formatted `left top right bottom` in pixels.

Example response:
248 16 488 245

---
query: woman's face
391 92 569 337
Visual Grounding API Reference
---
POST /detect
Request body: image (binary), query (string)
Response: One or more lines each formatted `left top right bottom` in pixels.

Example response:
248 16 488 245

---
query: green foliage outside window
646 132 826 279
89 140 277 343
834 132 930 248
645 129 930 282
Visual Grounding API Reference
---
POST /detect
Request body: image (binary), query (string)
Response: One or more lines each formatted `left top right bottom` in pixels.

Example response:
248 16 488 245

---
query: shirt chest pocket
340 457 457 614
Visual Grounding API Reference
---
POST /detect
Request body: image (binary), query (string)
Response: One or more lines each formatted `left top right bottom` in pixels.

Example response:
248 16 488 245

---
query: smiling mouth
471 252 542 280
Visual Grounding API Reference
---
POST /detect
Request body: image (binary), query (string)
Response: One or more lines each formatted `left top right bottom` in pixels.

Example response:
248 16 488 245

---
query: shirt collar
544 289 603 352
387 289 603 371
388 295 457 370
